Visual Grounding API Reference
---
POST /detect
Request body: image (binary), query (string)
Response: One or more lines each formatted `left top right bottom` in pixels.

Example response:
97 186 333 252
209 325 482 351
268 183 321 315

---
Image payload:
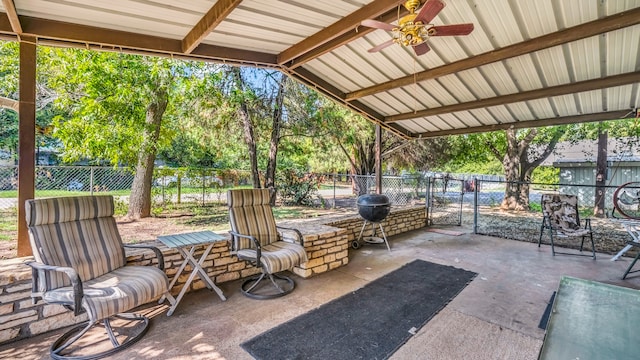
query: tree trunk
127 86 168 219
264 75 287 205
494 128 561 211
500 129 523 210
594 129 608 217
231 67 260 188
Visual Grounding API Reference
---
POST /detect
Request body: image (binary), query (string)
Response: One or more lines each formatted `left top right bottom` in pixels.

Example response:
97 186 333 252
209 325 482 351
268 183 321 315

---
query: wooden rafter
277 0 402 65
386 71 640 122
13 15 276 66
285 6 409 69
414 110 634 138
1 0 22 33
182 0 242 54
345 6 640 101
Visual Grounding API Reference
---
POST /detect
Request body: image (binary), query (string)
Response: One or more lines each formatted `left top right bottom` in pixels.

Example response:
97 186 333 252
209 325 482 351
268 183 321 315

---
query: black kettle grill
353 194 391 251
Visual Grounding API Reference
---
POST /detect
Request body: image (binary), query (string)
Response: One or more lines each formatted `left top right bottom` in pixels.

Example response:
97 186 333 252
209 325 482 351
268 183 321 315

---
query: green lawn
0 208 17 242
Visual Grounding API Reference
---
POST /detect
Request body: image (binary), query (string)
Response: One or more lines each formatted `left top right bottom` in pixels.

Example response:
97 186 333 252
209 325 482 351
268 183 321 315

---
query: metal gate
426 177 464 226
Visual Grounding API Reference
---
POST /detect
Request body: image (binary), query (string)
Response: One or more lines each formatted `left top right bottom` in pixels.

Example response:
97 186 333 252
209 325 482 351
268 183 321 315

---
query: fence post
332 173 336 209
425 176 431 226
90 167 94 195
177 174 182 204
473 177 478 234
202 170 206 207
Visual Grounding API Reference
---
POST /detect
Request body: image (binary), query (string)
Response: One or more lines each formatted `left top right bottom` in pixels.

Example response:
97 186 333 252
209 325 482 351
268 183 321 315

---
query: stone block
303 234 319 241
6 283 31 293
335 250 348 259
0 290 31 304
0 310 38 330
29 312 87 336
292 267 313 278
0 328 20 343
42 304 67 317
217 271 240 283
324 254 336 263
215 257 236 266
312 239 327 246
312 264 328 274
300 258 324 269
329 261 343 270
17 299 37 310
304 245 320 252
191 280 206 291
227 262 246 272
0 303 13 316
311 249 328 259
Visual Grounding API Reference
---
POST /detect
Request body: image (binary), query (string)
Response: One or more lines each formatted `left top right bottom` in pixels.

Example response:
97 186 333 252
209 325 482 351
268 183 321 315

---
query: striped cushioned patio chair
228 189 308 299
25 195 169 360
538 193 596 259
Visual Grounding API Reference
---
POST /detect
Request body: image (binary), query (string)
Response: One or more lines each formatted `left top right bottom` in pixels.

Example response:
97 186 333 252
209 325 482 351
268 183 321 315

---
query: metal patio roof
1 0 639 139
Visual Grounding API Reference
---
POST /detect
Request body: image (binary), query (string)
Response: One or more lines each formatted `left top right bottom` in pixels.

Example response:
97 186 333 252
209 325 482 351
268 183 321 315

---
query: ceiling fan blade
361 19 395 31
431 23 474 36
415 0 445 24
413 42 431 56
369 39 395 53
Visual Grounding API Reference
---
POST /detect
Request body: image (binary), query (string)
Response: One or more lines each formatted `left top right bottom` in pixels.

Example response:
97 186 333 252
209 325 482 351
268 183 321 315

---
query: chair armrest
25 261 84 316
276 225 304 247
229 231 262 263
123 244 165 271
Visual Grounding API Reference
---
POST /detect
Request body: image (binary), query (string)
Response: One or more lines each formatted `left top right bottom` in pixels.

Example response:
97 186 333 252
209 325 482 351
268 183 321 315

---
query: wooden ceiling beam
286 6 409 69
14 15 276 66
413 110 633 138
277 0 402 65
346 6 640 101
0 12 13 34
387 71 640 122
1 0 22 33
182 0 242 54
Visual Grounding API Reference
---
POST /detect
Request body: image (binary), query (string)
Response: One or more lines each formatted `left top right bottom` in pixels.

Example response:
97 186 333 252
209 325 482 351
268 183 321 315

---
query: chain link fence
320 174 428 209
471 179 632 255
2 167 635 257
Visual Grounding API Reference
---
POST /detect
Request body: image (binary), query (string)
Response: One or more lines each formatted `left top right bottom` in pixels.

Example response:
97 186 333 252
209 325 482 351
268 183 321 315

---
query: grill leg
378 223 391 252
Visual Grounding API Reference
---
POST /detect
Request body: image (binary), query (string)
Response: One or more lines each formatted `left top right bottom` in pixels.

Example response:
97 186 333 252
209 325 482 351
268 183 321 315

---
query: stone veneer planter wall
0 206 426 345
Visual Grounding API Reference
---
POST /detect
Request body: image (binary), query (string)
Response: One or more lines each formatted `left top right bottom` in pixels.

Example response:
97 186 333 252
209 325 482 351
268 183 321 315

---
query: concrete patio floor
2 226 640 360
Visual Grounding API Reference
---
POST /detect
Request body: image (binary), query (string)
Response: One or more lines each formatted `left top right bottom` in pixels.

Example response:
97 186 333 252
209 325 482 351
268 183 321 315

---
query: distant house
542 139 640 208
0 149 12 166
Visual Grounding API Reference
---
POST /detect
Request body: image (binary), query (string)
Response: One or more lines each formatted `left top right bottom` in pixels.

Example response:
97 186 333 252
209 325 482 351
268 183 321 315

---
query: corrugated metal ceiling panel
17 0 199 39
578 90 604 114
2 0 639 139
527 98 557 119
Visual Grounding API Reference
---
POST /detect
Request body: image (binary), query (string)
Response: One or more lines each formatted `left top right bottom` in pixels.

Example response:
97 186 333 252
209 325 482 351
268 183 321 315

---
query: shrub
277 170 321 206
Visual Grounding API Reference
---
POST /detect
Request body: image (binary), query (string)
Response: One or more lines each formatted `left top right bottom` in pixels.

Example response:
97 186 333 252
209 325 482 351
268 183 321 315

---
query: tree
47 49 200 219
449 127 563 210
0 42 61 161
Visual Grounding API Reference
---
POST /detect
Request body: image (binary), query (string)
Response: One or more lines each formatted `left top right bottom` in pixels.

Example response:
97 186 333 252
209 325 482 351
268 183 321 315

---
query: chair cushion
541 194 582 231
43 266 168 322
237 241 308 274
228 189 279 249
26 196 126 290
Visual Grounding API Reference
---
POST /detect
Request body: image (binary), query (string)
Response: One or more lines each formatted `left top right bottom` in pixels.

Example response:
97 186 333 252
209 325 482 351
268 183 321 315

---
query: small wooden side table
158 230 227 316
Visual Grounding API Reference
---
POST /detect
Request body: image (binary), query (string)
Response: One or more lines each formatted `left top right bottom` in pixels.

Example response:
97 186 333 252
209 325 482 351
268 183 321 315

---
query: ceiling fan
361 0 474 56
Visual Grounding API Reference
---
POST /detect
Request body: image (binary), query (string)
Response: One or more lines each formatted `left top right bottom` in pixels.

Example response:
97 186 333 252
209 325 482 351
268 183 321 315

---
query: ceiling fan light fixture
362 0 473 56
